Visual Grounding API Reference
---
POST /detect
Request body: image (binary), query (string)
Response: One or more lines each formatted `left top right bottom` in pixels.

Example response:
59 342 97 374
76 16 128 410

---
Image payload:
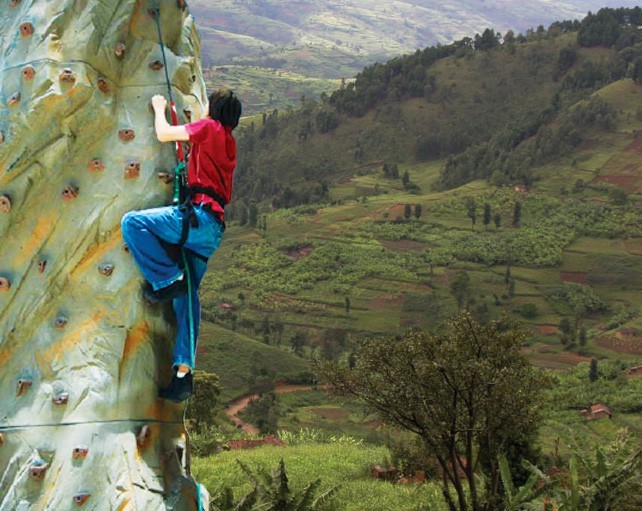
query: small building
581 404 612 420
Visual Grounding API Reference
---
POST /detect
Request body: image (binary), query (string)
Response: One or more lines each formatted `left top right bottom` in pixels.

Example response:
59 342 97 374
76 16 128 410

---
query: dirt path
225 384 328 436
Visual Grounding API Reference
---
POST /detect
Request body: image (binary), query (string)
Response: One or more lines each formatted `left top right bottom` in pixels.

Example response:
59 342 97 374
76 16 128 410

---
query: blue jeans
121 205 224 369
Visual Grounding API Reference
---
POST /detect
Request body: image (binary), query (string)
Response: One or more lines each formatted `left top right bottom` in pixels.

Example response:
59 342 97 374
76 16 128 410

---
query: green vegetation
193 443 444 511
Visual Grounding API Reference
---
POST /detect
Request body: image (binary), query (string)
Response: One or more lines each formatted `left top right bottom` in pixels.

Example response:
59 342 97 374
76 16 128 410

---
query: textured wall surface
0 0 207 509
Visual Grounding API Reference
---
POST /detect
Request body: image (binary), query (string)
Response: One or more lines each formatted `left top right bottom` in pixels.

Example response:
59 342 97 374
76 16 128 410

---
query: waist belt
178 186 227 246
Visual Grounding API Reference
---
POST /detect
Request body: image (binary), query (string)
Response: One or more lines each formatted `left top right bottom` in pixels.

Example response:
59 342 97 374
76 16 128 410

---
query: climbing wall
0 0 208 509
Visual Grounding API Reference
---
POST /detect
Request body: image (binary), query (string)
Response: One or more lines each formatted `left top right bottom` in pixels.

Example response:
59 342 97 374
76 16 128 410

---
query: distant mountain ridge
190 0 642 74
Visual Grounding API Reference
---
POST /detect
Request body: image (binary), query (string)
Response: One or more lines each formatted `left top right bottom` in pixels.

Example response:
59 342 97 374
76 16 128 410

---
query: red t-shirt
185 118 236 221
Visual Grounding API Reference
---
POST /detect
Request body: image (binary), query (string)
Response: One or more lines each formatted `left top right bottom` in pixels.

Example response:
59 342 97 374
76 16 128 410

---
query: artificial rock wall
0 0 208 509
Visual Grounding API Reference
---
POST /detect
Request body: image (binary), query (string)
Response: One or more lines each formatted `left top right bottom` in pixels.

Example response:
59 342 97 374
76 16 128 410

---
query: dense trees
318 313 549 511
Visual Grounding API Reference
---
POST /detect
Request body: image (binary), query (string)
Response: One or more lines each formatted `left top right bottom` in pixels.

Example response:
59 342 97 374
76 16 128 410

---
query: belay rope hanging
150 5 205 510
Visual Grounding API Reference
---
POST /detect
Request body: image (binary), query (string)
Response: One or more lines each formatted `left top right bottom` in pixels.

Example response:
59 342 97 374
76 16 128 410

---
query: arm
151 95 190 143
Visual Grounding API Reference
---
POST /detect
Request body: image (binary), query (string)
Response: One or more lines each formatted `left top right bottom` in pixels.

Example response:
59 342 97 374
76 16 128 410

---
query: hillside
189 0 642 113
195 9 642 400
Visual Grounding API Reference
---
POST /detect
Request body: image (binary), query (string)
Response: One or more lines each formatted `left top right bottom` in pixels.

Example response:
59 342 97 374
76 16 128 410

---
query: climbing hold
55 316 68 329
29 460 48 480
0 195 10 213
157 171 173 184
118 129 135 142
8 92 21 107
147 8 158 18
0 278 11 292
0 433 4 446
122 244 130 253
96 77 109 93
21 66 35 81
183 109 192 122
16 379 32 397
177 0 186 10
98 264 114 277
0 132 4 144
73 493 91 506
62 184 79 201
136 424 152 449
72 446 89 460
87 159 104 173
59 68 76 84
114 42 126 59
10 0 22 7
124 162 140 180
52 392 69 405
38 260 47 273
148 60 164 71
19 22 34 37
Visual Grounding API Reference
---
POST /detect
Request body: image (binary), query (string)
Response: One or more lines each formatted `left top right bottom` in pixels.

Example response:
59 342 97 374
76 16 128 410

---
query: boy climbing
121 89 242 403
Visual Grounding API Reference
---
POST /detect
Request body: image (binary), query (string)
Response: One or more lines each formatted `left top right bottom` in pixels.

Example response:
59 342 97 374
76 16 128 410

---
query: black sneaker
159 370 193 403
143 277 188 304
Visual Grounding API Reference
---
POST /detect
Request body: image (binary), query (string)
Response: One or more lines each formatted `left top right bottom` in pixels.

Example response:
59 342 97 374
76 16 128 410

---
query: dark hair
208 89 242 129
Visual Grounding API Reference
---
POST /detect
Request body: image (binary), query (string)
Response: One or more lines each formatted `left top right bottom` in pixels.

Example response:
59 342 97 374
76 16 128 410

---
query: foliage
186 370 221 432
278 428 363 447
317 312 551 511
211 458 339 511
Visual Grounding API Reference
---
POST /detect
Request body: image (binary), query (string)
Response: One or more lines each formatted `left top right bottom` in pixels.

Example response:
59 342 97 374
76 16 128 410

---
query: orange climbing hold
60 68 76 83
19 22 33 37
62 184 79 200
29 461 48 480
8 92 21 107
73 493 91 506
72 446 89 460
96 77 109 93
88 159 104 172
125 162 140 180
0 195 10 213
0 278 10 292
16 379 32 397
118 129 135 142
99 264 115 276
53 392 69 405
22 66 35 81
114 42 126 58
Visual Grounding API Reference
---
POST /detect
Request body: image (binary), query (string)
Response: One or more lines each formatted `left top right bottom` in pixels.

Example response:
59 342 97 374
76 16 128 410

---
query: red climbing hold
29 461 48 480
125 162 140 180
0 278 10 292
19 22 34 37
148 60 164 71
0 433 4 446
0 195 10 213
98 264 114 277
72 446 89 460
62 185 79 200
38 260 47 273
114 42 126 59
118 129 135 142
16 379 32 397
73 493 91 506
96 77 109 93
10 0 22 7
60 68 76 84
22 66 35 81
87 159 104 173
136 424 152 449
8 92 21 107
53 392 69 405
55 316 68 329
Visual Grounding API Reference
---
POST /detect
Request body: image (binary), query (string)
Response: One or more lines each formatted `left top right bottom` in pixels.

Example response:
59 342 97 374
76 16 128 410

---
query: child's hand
151 94 167 111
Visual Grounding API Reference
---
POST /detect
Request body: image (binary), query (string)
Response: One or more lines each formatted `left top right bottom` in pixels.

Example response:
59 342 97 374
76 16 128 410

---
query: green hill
195 9 642 399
